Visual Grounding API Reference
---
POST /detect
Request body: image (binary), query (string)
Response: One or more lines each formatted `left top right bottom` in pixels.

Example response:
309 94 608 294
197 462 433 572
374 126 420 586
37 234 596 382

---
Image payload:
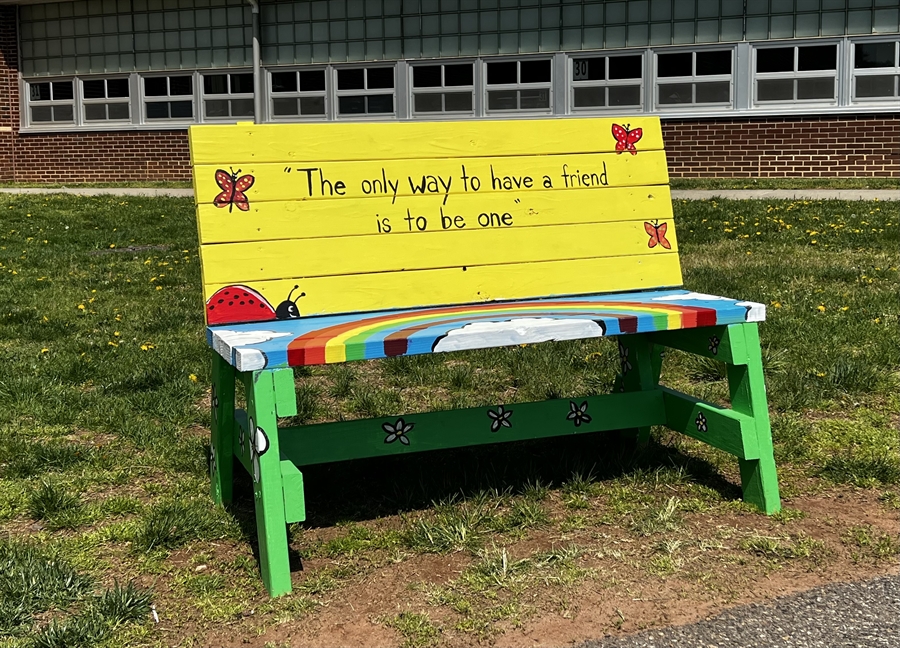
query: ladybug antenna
287 284 306 304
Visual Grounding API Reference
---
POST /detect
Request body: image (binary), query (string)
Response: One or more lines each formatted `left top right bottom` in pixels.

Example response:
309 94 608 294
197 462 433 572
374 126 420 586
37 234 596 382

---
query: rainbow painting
207 289 766 371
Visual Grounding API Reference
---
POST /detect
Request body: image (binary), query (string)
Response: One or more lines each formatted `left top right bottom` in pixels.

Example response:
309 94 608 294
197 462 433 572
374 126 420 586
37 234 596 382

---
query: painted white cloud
650 292 765 322
213 329 292 347
433 318 604 353
211 329 292 371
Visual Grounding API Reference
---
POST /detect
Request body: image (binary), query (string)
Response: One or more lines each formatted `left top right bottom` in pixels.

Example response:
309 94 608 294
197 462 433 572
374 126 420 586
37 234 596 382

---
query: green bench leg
210 353 236 505
244 369 293 597
727 323 781 514
616 334 660 446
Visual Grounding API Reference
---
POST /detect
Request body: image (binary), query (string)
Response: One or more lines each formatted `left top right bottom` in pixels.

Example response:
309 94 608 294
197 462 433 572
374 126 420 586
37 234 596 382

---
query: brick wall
0 5 18 182
663 114 900 178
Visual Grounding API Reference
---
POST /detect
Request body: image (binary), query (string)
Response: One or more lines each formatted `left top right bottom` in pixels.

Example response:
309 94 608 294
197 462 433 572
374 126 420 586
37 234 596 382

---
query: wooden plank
200 219 680 286
660 387 759 459
272 368 297 417
197 185 674 244
277 390 667 467
189 117 664 165
649 324 746 366
281 460 306 523
203 253 683 319
193 150 669 204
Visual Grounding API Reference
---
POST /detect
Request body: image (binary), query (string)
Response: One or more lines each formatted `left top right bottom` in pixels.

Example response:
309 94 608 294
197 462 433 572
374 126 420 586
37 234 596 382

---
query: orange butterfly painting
644 220 671 250
214 168 255 212
612 123 643 155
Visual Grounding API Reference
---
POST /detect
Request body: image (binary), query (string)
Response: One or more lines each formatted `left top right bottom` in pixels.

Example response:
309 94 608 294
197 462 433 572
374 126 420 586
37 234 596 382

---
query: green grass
0 181 192 189
670 177 899 190
0 193 898 644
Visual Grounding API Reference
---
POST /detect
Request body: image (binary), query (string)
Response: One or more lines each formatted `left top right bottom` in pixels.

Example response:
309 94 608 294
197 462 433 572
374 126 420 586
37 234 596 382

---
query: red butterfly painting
644 220 672 250
612 123 643 155
214 168 255 212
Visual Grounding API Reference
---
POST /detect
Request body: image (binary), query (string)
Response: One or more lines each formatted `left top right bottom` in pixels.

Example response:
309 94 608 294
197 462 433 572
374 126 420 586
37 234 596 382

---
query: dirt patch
184 488 899 647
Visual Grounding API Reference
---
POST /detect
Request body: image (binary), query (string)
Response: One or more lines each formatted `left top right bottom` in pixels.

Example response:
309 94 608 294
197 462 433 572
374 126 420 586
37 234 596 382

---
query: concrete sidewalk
0 187 897 200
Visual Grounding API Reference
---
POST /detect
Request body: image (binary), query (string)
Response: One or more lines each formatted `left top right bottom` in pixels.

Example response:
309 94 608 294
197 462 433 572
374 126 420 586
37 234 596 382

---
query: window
656 50 732 107
270 69 327 118
411 62 474 115
335 66 395 117
754 44 837 104
571 54 642 110
82 78 130 122
144 75 194 120
485 59 552 112
203 73 254 119
27 79 74 124
852 40 900 101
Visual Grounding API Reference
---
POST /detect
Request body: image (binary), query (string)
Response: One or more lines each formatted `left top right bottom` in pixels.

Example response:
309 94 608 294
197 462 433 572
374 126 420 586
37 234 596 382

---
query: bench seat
208 289 765 371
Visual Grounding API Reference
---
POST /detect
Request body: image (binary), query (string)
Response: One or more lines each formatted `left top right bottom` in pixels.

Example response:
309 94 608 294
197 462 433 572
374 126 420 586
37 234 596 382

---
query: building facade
0 0 898 183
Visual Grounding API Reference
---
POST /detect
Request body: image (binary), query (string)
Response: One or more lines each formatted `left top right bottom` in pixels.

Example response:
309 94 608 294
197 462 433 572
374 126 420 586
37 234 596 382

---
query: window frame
850 38 900 104
652 46 735 111
80 75 132 124
24 78 77 128
333 64 398 120
409 60 477 118
201 70 256 121
483 56 554 115
268 67 330 122
752 41 841 107
568 51 645 113
141 72 198 123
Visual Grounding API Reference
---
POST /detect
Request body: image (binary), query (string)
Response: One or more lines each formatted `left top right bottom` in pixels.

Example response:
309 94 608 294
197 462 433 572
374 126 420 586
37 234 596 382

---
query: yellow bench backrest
189 117 681 324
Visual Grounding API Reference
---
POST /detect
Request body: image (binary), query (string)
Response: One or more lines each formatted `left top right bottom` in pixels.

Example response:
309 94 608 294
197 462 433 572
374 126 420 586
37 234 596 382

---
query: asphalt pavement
582 573 900 648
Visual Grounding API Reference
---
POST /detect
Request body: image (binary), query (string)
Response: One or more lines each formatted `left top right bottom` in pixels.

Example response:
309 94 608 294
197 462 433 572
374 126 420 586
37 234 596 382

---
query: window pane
108 102 129 119
83 79 106 99
757 78 793 101
444 92 472 111
413 65 442 88
756 47 792 73
609 55 642 79
31 105 53 121
658 52 691 77
696 50 731 76
520 60 551 83
85 103 107 120
487 89 518 109
797 77 834 99
107 78 129 98
367 94 394 112
271 72 297 93
52 81 74 100
53 105 74 121
231 98 254 116
573 57 605 81
169 76 193 95
695 81 730 103
204 74 228 94
444 64 473 86
205 99 229 116
273 97 298 115
798 45 836 71
608 85 641 106
658 82 692 103
299 96 325 114
487 61 517 85
855 42 897 69
170 100 193 118
574 86 605 107
520 87 550 108
414 93 443 111
146 102 170 118
145 77 168 96
299 70 326 91
231 74 254 94
856 74 897 97
338 68 365 90
367 67 394 89
30 83 51 101
338 95 366 113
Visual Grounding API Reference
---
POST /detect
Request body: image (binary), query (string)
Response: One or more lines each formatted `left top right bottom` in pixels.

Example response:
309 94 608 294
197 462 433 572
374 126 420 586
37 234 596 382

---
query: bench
188 117 781 597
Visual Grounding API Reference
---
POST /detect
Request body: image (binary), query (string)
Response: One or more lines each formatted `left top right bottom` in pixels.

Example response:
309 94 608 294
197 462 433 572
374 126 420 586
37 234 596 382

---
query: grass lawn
669 177 899 190
0 194 898 647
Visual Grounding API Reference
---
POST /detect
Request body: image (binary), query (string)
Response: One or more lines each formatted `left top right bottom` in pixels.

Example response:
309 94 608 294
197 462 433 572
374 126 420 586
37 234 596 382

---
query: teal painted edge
660 386 759 460
278 390 667 467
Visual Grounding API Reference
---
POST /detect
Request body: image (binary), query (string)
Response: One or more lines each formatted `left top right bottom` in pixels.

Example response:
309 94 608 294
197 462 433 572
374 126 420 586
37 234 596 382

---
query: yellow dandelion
156 286 163 291
189 374 198 383
841 306 849 312
109 244 116 249
817 305 826 312
77 304 85 310
108 341 118 347
41 348 49 354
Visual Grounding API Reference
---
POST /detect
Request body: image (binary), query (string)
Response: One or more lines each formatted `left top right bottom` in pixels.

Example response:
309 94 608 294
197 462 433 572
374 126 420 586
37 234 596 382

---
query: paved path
0 187 898 200
582 573 900 648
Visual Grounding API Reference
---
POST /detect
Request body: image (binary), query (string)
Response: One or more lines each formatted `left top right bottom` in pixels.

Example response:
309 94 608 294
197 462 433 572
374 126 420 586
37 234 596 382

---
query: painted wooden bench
188 117 781 597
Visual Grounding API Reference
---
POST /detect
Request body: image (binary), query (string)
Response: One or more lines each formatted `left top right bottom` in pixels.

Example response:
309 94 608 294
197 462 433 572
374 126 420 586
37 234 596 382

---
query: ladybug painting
206 284 306 325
